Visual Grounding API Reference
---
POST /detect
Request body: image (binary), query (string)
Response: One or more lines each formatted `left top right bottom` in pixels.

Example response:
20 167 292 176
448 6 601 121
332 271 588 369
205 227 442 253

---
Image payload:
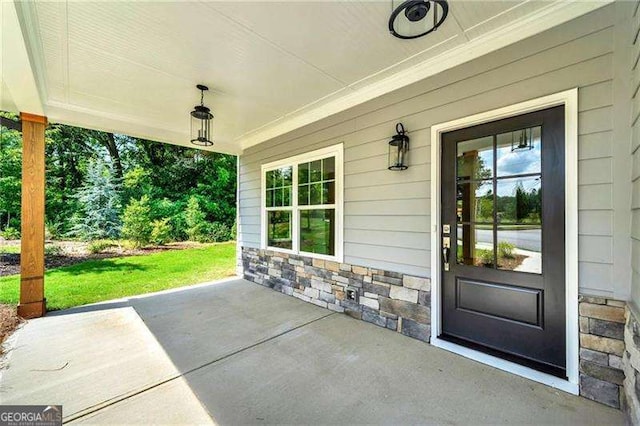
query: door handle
442 246 450 263
442 235 451 271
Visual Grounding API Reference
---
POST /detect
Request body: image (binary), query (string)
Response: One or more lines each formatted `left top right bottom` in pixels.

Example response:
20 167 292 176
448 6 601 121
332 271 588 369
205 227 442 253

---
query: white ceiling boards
2 1 609 154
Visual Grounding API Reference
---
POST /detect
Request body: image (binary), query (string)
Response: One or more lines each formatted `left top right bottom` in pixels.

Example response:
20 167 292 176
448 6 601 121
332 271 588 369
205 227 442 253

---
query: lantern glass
388 136 409 170
190 106 213 147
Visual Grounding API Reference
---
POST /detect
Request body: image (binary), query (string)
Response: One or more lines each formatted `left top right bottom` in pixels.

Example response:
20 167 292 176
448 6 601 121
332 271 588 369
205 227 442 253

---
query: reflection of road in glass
475 228 541 252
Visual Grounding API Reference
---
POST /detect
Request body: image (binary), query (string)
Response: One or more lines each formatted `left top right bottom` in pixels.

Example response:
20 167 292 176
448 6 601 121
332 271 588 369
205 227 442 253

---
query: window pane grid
455 126 542 275
264 151 339 258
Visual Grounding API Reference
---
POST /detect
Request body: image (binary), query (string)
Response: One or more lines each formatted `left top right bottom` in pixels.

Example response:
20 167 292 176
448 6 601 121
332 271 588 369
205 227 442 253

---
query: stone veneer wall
623 306 640 423
242 247 431 341
244 247 635 411
579 296 626 408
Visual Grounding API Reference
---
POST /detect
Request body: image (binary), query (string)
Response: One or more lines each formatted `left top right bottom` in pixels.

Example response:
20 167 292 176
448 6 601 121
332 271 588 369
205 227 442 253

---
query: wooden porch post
17 112 47 319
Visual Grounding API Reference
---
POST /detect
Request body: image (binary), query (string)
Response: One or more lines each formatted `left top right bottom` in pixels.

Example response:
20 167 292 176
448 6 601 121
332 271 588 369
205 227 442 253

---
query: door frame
429 89 579 394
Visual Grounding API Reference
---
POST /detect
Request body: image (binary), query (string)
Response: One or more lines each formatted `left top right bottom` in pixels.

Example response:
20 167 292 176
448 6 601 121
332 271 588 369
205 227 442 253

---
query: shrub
151 219 172 245
202 222 232 243
230 221 237 240
45 221 64 240
44 244 63 256
478 249 494 265
498 241 516 259
88 239 115 254
121 195 153 248
185 196 208 241
1 227 20 240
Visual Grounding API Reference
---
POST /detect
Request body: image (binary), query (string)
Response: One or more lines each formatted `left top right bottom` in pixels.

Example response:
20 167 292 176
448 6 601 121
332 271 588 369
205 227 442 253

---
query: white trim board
429 89 580 395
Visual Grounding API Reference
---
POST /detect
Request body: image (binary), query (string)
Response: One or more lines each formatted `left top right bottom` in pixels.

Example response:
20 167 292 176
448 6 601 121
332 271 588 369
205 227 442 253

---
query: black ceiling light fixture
389 0 448 40
388 123 410 171
190 84 213 147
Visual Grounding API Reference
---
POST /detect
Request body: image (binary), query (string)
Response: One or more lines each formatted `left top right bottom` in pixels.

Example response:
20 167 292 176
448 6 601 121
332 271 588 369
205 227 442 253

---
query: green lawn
0 242 236 311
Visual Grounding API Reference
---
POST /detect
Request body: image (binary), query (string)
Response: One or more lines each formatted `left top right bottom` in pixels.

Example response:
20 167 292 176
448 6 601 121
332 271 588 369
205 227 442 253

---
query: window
261 144 343 261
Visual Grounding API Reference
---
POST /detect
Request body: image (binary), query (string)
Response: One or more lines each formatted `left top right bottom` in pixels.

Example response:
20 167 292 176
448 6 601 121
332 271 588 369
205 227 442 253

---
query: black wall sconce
190 84 214 147
388 123 410 171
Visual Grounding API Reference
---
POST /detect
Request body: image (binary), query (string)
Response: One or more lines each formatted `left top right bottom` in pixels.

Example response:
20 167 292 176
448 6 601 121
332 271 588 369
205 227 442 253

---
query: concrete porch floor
0 278 624 424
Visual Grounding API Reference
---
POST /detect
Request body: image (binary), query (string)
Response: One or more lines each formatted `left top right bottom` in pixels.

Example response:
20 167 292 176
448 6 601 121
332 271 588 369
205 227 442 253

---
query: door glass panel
496 176 542 225
496 126 541 177
268 210 292 249
300 209 335 255
456 181 493 223
497 227 542 273
457 223 494 268
457 136 494 180
453 127 542 275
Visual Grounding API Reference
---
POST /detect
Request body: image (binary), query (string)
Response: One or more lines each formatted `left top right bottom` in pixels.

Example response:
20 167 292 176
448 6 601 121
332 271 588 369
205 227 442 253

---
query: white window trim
429 89 579 395
260 143 344 262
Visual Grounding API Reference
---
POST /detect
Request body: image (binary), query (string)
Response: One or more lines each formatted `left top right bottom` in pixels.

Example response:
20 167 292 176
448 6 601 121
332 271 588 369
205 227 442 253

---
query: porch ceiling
2 1 610 155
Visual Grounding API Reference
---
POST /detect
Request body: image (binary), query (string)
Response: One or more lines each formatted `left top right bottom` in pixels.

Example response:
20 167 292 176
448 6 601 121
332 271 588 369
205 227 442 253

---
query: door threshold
431 336 579 395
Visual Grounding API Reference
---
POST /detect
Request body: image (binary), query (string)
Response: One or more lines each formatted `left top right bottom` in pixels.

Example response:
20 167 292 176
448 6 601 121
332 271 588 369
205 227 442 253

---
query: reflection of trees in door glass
496 177 541 225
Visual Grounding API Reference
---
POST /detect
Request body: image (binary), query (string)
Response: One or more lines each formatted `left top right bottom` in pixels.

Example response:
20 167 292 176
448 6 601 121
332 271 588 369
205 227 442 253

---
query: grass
0 242 236 311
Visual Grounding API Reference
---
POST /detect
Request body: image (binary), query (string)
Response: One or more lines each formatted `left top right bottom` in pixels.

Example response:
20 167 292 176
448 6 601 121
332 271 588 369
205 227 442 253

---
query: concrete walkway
0 278 623 424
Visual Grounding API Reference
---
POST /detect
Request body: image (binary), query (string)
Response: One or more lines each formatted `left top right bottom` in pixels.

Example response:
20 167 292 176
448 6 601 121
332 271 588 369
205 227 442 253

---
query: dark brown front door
440 106 566 378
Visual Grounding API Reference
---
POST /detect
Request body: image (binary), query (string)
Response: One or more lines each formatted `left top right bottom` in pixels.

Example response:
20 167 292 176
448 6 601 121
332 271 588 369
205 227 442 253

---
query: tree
69 159 122 240
121 195 153 247
0 126 22 230
185 195 207 241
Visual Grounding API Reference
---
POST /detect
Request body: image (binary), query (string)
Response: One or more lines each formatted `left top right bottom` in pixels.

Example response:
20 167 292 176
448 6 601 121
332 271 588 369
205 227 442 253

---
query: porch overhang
2 0 612 155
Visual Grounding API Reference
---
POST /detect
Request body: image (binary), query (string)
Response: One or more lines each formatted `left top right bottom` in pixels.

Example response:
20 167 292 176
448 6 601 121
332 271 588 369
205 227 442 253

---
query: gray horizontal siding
632 0 640 310
239 5 622 294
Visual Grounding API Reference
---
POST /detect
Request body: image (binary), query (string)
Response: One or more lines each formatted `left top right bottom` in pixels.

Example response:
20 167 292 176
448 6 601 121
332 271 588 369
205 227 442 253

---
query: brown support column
17 112 47 319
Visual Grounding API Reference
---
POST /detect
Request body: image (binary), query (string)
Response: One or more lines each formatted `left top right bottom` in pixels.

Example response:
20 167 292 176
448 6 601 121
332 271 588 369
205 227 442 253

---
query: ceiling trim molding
2 1 44 115
13 1 50 109
238 0 612 151
46 100 242 155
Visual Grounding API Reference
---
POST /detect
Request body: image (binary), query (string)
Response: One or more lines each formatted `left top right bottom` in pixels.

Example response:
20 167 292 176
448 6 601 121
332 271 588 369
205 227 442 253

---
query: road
473 228 541 252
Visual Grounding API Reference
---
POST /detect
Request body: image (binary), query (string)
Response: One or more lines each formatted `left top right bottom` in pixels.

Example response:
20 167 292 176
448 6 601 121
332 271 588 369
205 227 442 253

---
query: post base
17 299 46 319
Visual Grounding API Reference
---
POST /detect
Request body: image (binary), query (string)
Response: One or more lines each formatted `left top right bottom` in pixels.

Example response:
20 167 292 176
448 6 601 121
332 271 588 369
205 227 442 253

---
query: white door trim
429 89 579 395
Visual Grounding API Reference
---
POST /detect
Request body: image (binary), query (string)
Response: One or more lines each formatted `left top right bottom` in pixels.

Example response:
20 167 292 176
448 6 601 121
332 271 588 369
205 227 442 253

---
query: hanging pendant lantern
190 84 214 147
388 0 448 40
511 128 533 152
388 123 410 171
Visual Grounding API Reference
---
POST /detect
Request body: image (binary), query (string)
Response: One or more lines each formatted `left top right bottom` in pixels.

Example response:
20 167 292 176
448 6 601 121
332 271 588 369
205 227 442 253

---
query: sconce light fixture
388 123 410 171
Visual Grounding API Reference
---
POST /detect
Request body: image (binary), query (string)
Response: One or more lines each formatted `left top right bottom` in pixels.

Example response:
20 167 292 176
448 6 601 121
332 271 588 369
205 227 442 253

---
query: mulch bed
0 241 204 277
0 304 22 357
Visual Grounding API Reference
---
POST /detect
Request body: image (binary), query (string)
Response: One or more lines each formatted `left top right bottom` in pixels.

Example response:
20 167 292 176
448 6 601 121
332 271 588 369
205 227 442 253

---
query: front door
440 106 566 378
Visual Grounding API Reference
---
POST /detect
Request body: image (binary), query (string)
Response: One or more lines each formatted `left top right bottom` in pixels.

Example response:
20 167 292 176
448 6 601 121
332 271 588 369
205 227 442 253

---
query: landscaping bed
0 304 22 356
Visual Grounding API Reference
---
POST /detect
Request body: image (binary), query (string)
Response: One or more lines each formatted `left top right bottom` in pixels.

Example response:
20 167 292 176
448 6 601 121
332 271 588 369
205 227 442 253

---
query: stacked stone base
623 305 640 423
244 247 635 412
242 247 431 342
578 295 626 408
